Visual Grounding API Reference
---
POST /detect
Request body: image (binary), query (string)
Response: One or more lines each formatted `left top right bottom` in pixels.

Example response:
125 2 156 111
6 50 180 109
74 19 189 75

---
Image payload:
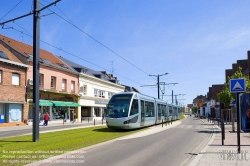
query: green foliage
192 106 198 113
0 126 145 165
218 66 249 107
180 113 185 119
217 82 233 108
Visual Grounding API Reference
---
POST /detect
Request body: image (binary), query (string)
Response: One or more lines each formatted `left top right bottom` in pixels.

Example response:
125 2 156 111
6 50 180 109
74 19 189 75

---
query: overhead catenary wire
0 1 160 95
4 25 146 86
38 1 151 77
0 0 24 21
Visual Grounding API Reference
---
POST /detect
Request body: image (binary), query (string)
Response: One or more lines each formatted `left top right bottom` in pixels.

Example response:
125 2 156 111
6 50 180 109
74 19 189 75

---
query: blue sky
1 0 250 106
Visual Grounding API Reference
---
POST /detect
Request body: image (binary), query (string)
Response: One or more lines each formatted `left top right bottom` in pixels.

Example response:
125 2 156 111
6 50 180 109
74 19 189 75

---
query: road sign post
229 78 246 154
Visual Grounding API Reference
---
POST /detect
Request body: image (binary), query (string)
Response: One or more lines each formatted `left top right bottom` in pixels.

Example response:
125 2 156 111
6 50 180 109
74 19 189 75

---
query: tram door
140 101 145 126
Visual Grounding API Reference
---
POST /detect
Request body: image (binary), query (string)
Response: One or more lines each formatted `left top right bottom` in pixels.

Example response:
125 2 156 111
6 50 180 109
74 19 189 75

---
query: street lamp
149 73 168 99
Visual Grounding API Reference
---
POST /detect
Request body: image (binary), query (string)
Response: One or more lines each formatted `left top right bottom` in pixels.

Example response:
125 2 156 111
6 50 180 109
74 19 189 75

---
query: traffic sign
229 78 246 93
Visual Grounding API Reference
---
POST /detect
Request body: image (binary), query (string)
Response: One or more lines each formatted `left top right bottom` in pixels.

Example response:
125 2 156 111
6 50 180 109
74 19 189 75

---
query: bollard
88 117 89 123
162 119 163 128
81 118 82 123
102 118 103 125
94 119 95 126
221 121 225 145
63 119 64 125
171 118 172 125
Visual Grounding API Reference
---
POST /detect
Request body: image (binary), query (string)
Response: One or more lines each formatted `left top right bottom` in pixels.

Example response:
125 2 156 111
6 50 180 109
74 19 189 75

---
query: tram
106 92 180 129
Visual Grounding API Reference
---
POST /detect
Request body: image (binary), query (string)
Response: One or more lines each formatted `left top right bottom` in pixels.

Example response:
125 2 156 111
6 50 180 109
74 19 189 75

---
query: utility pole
32 0 40 142
141 73 168 99
0 0 61 142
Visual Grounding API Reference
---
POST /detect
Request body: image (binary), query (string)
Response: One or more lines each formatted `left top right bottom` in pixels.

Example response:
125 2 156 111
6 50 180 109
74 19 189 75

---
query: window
108 92 113 99
145 101 154 117
62 79 66 91
99 90 105 98
12 73 20 85
0 70 2 83
80 85 87 95
94 89 98 97
94 89 105 98
130 99 138 116
71 81 75 92
51 76 56 88
39 74 44 88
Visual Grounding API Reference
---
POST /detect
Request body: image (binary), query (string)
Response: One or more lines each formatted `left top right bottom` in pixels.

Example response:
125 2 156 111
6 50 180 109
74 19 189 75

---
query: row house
0 34 80 124
196 51 250 119
0 34 127 124
59 56 125 121
0 41 29 124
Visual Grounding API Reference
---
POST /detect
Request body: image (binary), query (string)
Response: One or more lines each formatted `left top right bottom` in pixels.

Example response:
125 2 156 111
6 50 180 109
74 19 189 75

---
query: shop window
51 76 56 88
12 73 20 85
71 81 75 93
62 79 66 91
94 108 100 117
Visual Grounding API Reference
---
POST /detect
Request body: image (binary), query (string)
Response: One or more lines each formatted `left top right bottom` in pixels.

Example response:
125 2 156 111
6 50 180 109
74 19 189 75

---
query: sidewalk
189 121 250 166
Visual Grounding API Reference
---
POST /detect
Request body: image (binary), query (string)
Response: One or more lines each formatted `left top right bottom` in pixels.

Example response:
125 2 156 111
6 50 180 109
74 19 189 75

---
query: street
41 116 214 166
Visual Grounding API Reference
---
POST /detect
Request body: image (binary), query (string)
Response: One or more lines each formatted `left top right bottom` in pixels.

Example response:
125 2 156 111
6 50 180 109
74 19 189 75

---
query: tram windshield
106 94 132 118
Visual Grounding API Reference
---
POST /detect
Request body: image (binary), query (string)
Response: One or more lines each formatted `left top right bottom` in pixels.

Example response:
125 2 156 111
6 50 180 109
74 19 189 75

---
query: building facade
0 40 29 124
59 56 125 121
0 34 81 123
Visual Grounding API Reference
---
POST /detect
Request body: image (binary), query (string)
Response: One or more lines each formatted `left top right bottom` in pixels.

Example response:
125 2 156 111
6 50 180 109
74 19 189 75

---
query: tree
218 66 250 105
217 66 249 131
217 83 233 108
192 106 198 113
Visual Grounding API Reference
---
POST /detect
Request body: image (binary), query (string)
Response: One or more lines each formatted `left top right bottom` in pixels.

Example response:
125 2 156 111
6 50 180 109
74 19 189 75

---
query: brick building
0 34 80 124
0 41 29 124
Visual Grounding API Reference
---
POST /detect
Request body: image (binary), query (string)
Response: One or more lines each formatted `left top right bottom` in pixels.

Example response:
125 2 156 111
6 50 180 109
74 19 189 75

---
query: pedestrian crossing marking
175 125 205 129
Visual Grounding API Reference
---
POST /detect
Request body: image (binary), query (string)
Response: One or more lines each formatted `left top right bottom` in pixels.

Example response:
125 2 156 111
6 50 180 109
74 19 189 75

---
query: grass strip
0 126 145 166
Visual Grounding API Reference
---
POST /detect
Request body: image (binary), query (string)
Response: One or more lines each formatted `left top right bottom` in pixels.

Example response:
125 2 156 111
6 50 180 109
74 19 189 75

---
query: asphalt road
44 116 214 166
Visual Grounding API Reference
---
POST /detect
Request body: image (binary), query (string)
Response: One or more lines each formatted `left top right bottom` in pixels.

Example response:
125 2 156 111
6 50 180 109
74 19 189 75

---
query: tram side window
144 101 154 117
158 104 161 116
149 102 154 117
169 108 172 114
162 105 165 116
130 99 138 116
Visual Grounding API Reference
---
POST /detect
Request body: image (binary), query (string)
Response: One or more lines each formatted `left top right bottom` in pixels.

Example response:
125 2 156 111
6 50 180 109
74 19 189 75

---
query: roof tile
0 34 74 72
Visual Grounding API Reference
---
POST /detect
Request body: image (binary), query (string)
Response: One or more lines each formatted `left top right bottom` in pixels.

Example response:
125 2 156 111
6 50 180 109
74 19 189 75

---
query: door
140 101 145 126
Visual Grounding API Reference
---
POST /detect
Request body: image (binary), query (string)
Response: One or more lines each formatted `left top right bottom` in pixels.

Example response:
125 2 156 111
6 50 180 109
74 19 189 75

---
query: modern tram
106 92 181 129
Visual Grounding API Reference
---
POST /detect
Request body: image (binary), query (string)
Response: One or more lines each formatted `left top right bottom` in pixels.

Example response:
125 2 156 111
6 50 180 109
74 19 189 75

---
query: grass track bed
0 126 145 166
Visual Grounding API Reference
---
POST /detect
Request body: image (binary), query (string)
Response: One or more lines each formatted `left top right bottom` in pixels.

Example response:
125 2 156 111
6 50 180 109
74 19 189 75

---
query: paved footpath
189 121 250 166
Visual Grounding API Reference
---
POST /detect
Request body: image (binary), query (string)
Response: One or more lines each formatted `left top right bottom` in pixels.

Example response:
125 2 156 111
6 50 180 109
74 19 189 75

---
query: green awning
51 101 81 107
39 100 53 106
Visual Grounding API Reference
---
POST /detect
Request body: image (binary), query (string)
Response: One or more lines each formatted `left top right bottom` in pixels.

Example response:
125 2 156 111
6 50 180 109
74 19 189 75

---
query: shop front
28 91 81 123
0 102 25 123
28 100 81 122
80 99 108 121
